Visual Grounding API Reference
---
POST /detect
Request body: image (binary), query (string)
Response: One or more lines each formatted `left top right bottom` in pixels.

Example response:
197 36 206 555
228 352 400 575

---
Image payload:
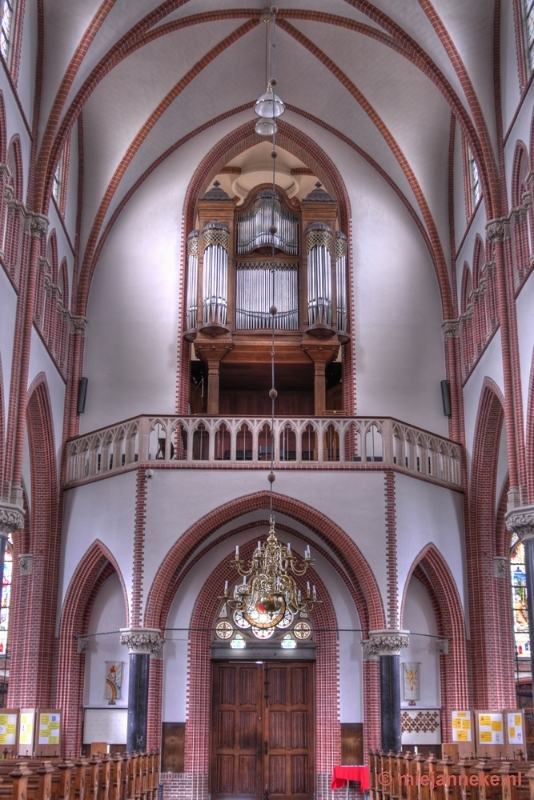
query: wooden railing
65 416 462 489
0 751 159 800
369 750 533 800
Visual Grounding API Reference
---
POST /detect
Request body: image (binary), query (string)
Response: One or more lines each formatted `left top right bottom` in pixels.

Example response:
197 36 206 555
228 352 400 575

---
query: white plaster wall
16 0 38 126
81 152 182 432
84 573 129 709
455 209 487 295
401 577 440 710
462 329 505 473
395 474 467 623
59 472 136 631
516 270 534 432
142 469 388 622
0 268 17 440
63 121 80 253
350 152 447 434
503 80 534 211
495 421 509 513
27 327 65 481
0 72 31 203
500 0 523 141
162 522 362 722
453 121 468 253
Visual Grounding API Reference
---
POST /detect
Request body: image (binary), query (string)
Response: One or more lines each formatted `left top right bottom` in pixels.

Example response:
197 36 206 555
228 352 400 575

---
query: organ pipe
306 222 332 327
335 231 348 333
186 230 199 331
237 191 299 255
202 221 229 326
235 262 298 330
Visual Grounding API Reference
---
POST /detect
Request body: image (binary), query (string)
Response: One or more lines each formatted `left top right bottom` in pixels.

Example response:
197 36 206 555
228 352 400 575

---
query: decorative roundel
252 626 275 640
293 621 312 640
233 609 251 629
243 599 286 629
276 608 293 629
215 620 233 639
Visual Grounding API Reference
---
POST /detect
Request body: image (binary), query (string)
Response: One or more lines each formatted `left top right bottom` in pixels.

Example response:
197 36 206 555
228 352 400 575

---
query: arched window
511 143 532 285
52 139 70 215
522 0 534 74
0 535 13 704
0 0 17 67
461 135 482 219
510 534 530 658
4 136 23 286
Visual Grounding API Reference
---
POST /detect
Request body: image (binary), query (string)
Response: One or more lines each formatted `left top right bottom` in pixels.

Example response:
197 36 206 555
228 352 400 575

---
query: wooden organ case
185 181 349 417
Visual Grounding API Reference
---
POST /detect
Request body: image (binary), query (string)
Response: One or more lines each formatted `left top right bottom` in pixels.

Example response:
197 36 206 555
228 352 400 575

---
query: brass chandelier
224 517 318 629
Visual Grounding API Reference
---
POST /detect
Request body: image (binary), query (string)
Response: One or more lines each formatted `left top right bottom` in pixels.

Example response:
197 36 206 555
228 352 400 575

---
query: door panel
211 662 314 800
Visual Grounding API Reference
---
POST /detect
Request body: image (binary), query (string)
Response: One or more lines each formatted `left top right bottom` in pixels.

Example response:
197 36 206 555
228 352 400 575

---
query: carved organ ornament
185 180 349 416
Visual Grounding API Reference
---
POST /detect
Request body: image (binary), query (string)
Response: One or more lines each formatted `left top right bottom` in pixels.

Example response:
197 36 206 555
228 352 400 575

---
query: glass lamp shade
255 116 277 136
254 85 285 118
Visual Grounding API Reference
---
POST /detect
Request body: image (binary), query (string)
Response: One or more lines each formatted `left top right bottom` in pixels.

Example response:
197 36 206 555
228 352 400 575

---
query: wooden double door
210 661 315 800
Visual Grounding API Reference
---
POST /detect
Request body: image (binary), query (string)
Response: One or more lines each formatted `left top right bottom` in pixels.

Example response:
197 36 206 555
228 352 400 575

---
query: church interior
0 1 534 799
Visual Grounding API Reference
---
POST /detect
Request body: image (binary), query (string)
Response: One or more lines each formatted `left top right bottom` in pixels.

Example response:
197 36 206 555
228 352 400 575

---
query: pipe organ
185 180 349 417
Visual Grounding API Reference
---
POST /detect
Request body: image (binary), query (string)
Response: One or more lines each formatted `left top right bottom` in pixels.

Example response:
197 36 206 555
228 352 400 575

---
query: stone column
366 630 409 753
506 506 534 679
120 628 163 753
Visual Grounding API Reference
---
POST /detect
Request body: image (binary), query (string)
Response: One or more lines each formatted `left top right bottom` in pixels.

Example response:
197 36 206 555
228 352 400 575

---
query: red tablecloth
332 766 370 791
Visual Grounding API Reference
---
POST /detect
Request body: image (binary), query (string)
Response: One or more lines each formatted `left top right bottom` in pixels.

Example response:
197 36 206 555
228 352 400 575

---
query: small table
331 765 370 797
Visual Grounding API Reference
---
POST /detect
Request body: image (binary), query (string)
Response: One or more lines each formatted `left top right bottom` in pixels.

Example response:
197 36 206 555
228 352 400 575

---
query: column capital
442 319 460 339
28 213 49 239
486 218 505 242
506 505 534 542
0 501 24 535
119 627 163 655
367 629 409 657
69 314 88 336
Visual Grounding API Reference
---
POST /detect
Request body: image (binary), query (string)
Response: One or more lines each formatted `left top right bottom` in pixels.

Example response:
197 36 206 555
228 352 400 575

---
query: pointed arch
4 135 24 285
56 539 128 758
8 374 58 709
400 543 468 740
173 537 341 781
468 379 515 707
144 490 385 637
527 349 534 502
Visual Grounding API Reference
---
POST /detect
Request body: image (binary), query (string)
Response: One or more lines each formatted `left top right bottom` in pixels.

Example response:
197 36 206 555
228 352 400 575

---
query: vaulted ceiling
37 0 499 317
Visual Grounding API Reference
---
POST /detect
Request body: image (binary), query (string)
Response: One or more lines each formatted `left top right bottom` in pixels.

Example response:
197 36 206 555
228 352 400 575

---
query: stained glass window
469 149 482 210
0 0 15 64
511 533 530 658
523 0 534 72
52 152 63 205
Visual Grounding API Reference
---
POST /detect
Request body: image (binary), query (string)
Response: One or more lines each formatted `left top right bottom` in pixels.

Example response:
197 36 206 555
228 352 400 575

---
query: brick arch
399 543 468 739
56 539 129 757
461 262 472 313
6 135 23 201
8 374 58 710
468 379 515 708
0 91 6 163
526 349 534 502
0 354 4 492
175 537 340 792
512 140 530 207
144 491 385 634
473 235 484 290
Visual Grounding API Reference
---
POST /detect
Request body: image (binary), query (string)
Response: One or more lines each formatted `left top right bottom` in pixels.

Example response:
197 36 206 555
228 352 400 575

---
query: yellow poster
38 712 60 746
477 712 504 745
19 713 33 746
507 712 523 744
452 711 472 742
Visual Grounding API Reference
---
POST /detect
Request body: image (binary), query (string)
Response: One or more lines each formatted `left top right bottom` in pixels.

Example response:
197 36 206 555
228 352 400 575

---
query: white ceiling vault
38 0 499 316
